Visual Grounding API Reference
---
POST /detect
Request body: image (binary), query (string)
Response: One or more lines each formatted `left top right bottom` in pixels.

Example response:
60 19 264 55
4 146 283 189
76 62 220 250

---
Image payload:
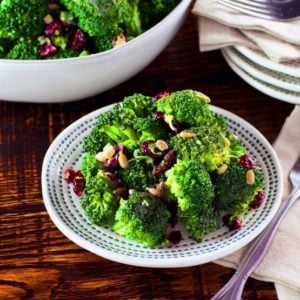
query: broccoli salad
0 0 180 60
64 90 266 247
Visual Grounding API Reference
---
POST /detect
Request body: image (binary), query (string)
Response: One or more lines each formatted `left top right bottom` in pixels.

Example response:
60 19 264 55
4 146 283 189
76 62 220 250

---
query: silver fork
218 0 300 21
212 157 300 300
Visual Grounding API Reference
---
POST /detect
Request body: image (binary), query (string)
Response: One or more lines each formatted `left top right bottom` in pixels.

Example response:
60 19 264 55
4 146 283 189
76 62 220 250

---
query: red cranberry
39 43 57 57
141 140 164 158
104 156 119 169
63 168 76 183
104 172 121 186
166 230 182 245
249 191 266 209
154 91 169 100
152 111 165 121
71 29 86 50
45 21 63 37
72 172 85 196
222 214 243 230
115 144 124 153
152 149 174 175
238 154 260 169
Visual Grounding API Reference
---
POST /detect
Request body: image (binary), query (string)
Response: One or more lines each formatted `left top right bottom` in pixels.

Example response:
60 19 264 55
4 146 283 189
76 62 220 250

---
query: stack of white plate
221 46 300 104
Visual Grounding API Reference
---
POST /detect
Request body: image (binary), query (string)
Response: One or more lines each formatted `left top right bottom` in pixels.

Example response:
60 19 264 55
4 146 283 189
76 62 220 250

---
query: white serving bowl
0 0 192 103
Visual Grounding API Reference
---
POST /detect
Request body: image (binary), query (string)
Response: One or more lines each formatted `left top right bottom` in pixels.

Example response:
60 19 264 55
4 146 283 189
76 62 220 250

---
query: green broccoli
117 158 157 190
83 94 155 154
139 0 180 30
214 159 265 217
165 159 215 212
0 0 48 40
5 38 39 60
113 191 170 247
81 152 103 183
133 117 169 142
169 126 245 172
165 159 219 241
80 170 118 226
156 90 222 128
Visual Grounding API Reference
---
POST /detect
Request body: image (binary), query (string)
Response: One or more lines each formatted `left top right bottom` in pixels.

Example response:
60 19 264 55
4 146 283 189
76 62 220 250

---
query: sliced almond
95 144 115 162
118 152 128 168
155 140 168 151
217 164 228 175
146 187 161 198
44 14 54 24
246 169 255 185
179 131 196 138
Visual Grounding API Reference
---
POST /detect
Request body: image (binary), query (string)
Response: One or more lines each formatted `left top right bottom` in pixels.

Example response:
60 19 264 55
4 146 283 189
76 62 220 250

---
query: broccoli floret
80 170 117 226
113 191 170 247
133 117 169 142
0 0 48 40
214 159 265 217
139 0 180 30
81 152 103 183
117 158 157 190
165 159 219 241
83 93 156 154
181 208 220 242
169 126 245 172
165 160 215 212
156 90 222 128
5 38 39 60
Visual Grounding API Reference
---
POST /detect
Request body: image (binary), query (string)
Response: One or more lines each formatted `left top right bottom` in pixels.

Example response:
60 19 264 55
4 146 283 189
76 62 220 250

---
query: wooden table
0 13 294 300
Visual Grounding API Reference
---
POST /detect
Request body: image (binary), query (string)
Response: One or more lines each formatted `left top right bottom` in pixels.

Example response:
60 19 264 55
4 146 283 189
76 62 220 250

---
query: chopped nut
246 169 255 185
217 164 228 175
95 144 115 162
155 140 168 151
44 14 54 24
224 138 231 147
118 152 128 168
128 189 136 195
179 131 196 138
146 187 161 198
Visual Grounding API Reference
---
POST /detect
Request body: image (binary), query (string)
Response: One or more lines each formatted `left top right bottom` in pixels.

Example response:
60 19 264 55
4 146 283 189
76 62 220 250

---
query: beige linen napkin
192 0 300 62
215 105 300 293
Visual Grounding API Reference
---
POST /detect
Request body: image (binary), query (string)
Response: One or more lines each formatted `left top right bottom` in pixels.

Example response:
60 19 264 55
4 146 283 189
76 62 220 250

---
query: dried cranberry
238 154 260 169
153 149 174 175
45 21 63 37
116 144 124 153
141 140 164 158
104 156 119 169
169 119 180 133
249 191 266 209
72 172 85 196
71 29 86 50
115 188 129 203
39 43 57 57
154 91 169 100
152 111 165 121
222 214 243 231
166 230 182 245
63 168 76 183
104 172 121 186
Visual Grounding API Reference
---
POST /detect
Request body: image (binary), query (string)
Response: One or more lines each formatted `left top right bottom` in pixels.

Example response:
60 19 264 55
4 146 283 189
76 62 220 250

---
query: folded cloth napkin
214 105 300 293
192 0 300 62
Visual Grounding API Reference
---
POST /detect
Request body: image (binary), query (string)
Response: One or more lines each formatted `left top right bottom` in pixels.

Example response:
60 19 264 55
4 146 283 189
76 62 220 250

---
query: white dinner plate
221 49 300 105
223 47 300 93
41 103 283 268
236 46 300 78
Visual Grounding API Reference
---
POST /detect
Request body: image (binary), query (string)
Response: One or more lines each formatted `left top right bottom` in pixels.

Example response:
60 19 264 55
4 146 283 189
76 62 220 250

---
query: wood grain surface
0 12 294 300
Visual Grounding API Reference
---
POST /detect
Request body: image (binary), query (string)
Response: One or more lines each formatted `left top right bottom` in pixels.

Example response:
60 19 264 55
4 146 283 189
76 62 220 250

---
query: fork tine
219 0 282 19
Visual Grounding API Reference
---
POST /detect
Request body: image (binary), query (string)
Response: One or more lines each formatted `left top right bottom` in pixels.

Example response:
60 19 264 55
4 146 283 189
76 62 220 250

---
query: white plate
41 104 283 268
222 49 300 105
223 47 300 93
236 46 300 78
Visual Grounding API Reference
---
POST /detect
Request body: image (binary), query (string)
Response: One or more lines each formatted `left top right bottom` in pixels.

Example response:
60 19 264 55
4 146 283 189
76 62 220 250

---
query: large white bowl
0 0 192 103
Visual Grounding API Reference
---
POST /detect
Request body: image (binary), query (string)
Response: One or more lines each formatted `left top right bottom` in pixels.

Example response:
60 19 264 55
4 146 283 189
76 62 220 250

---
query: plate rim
235 46 300 78
41 103 283 268
221 49 300 105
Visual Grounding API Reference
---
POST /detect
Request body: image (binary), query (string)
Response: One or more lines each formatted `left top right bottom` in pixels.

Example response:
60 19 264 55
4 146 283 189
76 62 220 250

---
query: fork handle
211 186 300 300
